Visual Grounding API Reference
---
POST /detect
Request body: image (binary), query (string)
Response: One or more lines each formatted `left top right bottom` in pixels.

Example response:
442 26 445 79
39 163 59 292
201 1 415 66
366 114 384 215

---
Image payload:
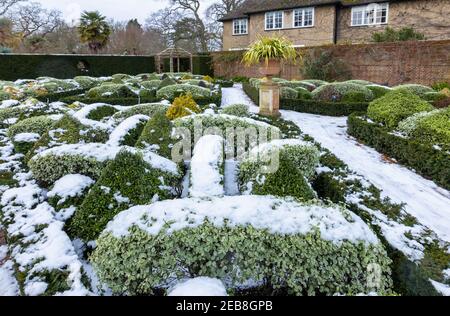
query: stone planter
258 59 281 80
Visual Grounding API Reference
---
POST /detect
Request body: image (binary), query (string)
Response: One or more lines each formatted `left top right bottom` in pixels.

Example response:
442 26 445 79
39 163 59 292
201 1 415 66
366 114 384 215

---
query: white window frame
293 7 315 28
351 3 389 27
232 18 248 35
265 11 284 30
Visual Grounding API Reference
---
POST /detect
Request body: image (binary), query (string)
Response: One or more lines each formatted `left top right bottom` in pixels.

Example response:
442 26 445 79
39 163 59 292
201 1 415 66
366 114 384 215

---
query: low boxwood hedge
347 113 450 190
35 88 87 103
243 83 368 116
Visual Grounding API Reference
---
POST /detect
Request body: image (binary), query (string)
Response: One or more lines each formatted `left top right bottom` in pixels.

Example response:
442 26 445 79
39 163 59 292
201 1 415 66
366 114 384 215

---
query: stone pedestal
259 80 280 117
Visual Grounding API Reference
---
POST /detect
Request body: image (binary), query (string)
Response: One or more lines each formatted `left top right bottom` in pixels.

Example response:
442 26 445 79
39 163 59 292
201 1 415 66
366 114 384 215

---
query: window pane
304 9 313 26
294 10 303 27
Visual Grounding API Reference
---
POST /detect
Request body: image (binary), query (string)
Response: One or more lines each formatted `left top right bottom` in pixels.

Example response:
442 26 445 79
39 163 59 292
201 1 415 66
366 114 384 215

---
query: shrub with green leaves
74 76 99 89
280 87 298 99
311 82 374 103
140 80 162 90
344 80 373 86
156 84 211 100
393 84 434 98
220 104 250 117
87 84 136 98
7 115 56 139
398 108 450 148
91 195 392 295
158 76 177 89
239 139 320 200
431 82 450 92
367 84 392 99
367 90 434 129
85 104 118 121
68 149 182 241
108 115 149 147
279 81 315 91
136 110 174 159
301 79 328 87
111 103 169 123
422 92 447 103
296 87 312 100
25 115 109 162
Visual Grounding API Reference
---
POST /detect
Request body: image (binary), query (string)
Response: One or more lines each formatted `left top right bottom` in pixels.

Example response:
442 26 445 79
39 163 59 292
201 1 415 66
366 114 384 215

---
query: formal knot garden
0 71 449 296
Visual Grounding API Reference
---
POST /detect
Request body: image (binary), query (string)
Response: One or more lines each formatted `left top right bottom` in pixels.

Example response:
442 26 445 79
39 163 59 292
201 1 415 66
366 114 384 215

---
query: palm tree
78 11 111 54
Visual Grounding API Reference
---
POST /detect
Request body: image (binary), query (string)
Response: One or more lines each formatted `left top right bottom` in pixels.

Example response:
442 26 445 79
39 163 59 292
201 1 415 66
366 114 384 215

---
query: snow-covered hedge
156 84 211 100
397 107 450 148
301 79 328 87
73 76 100 89
25 115 109 163
140 80 162 90
239 139 320 199
312 82 375 103
367 84 392 99
189 135 224 198
393 84 434 98
87 84 136 99
111 103 169 123
7 115 57 140
91 196 392 295
279 80 315 92
220 104 250 117
280 87 298 99
108 115 149 146
74 103 118 121
68 149 182 241
367 90 434 129
28 143 125 184
136 110 174 159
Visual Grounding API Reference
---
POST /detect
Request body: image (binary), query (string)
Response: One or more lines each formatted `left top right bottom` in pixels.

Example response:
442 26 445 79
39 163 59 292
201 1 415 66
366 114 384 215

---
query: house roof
219 0 405 21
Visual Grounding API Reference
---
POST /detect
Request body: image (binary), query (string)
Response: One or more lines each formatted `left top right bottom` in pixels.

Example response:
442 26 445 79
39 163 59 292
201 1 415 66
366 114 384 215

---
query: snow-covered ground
221 85 450 244
282 111 450 243
0 245 19 296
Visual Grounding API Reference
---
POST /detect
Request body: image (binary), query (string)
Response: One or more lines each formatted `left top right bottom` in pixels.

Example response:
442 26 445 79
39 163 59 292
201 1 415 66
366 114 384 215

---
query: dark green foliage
68 150 182 241
372 27 425 42
35 88 87 103
431 82 450 91
191 54 214 76
61 96 159 106
136 110 174 159
243 82 259 104
301 50 351 82
86 105 118 121
0 54 156 81
347 114 450 190
367 85 391 99
158 77 177 90
296 87 312 100
120 121 147 147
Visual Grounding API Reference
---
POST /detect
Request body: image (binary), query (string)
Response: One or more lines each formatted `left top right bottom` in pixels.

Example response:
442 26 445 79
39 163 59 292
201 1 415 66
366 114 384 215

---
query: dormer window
351 3 389 26
233 18 248 35
265 11 283 30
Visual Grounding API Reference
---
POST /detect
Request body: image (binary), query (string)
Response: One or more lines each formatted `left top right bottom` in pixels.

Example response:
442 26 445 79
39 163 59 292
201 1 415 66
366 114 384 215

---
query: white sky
35 0 215 24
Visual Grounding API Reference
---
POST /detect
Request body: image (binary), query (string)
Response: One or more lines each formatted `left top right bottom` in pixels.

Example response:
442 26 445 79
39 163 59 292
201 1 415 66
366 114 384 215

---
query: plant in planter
242 36 298 81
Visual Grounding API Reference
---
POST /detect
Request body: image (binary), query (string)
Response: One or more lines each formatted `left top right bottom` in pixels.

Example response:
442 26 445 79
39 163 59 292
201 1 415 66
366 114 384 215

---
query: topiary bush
108 115 149 147
166 93 202 120
279 81 315 92
7 115 56 139
83 104 118 121
73 76 99 89
140 80 162 90
68 149 182 241
220 104 250 117
344 80 373 86
91 195 392 296
300 79 328 87
397 108 450 149
111 103 169 123
367 84 392 99
156 84 211 100
311 82 374 103
280 87 298 99
393 84 434 98
367 90 434 129
158 76 177 89
136 110 174 159
239 139 320 200
87 84 136 99
296 87 312 100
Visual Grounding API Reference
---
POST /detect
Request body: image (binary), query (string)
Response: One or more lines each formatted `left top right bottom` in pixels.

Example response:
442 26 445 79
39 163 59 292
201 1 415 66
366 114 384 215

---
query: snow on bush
73 76 100 89
367 89 434 129
136 110 174 159
190 135 224 198
87 83 136 99
393 84 434 98
7 115 57 139
111 103 169 123
279 80 316 92
311 82 375 103
168 277 227 296
108 114 149 146
397 107 450 148
239 139 320 199
220 104 250 117
91 196 391 295
156 84 211 100
68 149 182 241
47 174 95 221
140 80 162 90
73 103 118 123
280 87 298 99
367 84 392 99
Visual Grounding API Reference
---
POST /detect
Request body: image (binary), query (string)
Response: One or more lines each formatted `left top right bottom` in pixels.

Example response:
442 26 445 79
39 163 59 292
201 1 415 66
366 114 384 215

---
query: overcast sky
35 0 214 24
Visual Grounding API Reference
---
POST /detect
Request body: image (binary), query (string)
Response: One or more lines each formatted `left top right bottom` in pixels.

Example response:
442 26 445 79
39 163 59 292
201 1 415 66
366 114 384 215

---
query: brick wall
212 40 450 86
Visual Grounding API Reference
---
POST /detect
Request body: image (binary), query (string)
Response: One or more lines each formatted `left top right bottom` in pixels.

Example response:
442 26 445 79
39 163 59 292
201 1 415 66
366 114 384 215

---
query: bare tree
9 2 63 38
0 0 26 16
206 0 245 20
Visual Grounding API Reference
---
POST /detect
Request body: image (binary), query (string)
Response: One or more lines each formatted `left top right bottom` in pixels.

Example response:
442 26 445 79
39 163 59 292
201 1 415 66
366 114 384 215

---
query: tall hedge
0 54 156 81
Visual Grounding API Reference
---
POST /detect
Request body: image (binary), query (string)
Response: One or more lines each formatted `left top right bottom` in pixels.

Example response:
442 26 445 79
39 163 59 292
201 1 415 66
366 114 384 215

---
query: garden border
243 83 369 116
347 113 450 190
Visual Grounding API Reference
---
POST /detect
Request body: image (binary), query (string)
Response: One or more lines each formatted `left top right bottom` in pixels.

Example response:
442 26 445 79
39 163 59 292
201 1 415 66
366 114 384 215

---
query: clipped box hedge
35 88 88 103
347 113 450 190
243 83 369 116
